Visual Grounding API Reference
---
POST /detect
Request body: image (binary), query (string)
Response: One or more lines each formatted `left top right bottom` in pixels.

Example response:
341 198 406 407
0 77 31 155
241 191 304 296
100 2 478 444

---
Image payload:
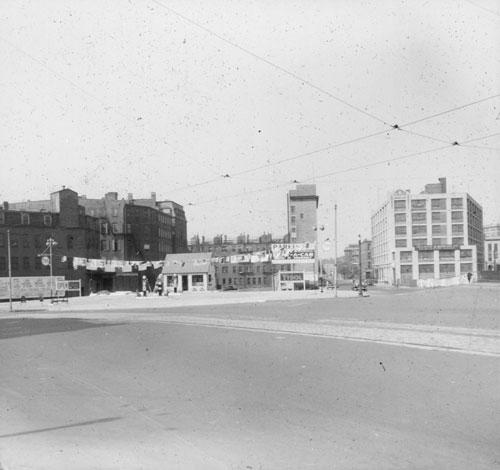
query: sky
1 0 499 251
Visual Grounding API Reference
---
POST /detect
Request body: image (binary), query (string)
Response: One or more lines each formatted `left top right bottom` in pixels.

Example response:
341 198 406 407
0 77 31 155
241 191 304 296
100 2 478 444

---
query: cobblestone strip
159 316 500 357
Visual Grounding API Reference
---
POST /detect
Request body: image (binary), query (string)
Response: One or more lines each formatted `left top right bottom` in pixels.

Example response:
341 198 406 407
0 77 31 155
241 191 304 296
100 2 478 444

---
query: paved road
0 286 499 469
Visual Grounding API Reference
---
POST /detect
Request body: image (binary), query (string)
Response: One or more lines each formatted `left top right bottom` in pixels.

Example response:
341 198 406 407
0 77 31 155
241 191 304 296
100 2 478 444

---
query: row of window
395 237 464 248
395 224 464 236
0 212 53 226
0 256 47 271
0 233 79 249
401 263 473 275
222 277 270 286
400 249 472 262
394 198 464 212
394 211 464 224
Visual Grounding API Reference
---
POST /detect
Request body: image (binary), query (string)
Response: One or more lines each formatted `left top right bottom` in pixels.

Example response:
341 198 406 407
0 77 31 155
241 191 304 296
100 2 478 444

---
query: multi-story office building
286 184 319 243
484 224 500 271
371 178 483 286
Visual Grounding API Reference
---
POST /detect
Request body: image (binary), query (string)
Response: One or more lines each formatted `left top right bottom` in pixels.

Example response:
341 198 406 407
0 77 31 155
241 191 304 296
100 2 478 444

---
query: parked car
222 285 238 291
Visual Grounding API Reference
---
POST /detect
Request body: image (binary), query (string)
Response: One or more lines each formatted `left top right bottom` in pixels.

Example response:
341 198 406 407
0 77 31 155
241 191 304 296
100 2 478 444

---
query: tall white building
371 178 484 286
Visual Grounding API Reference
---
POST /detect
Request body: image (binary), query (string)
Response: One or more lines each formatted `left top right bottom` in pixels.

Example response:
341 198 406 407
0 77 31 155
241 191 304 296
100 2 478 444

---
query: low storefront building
160 253 215 293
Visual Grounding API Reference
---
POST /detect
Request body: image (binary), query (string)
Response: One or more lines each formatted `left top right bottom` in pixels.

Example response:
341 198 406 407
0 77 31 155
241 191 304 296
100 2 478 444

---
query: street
0 285 499 469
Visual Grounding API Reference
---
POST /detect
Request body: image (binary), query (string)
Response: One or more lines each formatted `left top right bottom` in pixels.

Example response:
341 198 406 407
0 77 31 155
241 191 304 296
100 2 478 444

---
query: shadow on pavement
0 318 127 340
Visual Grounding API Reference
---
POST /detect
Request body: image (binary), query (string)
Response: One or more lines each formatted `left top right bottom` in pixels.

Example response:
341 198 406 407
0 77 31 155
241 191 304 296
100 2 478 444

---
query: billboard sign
0 276 65 300
271 243 315 263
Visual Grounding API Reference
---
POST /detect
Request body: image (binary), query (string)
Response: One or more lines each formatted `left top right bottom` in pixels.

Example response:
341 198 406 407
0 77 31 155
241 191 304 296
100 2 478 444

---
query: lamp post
313 225 324 290
358 234 363 297
46 237 57 299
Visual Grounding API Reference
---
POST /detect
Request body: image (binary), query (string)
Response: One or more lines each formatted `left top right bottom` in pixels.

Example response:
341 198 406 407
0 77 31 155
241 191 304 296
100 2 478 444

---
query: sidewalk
0 288 360 313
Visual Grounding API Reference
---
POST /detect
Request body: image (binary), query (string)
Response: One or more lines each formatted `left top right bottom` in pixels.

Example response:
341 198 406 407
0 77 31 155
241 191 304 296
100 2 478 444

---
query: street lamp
39 236 58 299
313 225 325 290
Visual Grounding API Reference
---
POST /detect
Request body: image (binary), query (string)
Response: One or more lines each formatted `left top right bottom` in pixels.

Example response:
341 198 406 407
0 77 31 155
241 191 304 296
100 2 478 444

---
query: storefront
160 253 215 293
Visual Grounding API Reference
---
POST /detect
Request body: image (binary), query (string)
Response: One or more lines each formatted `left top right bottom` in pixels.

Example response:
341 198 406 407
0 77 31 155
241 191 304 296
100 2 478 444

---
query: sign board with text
0 276 64 300
271 243 315 264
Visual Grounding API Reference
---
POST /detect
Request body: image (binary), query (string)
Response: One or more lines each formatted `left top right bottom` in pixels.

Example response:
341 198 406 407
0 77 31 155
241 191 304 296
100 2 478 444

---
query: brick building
2 188 188 296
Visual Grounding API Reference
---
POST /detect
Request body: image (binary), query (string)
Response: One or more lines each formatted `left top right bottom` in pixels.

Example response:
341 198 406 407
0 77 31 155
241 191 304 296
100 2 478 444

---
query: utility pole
334 204 338 298
46 237 57 299
358 234 363 297
7 230 12 312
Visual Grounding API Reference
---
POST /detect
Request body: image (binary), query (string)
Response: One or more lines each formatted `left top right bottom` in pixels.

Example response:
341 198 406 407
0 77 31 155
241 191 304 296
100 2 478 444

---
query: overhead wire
150 0 391 127
187 126 499 207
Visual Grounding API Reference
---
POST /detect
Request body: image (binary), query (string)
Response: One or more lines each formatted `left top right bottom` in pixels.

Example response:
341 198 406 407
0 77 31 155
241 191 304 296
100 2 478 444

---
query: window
400 251 413 262
401 265 412 275
418 251 434 261
451 198 463 209
101 222 109 235
300 213 304 219
451 211 463 221
432 238 445 245
431 199 446 210
21 213 30 225
439 250 455 260
232 266 236 273
412 239 427 247
34 234 41 248
222 266 228 273
432 212 446 223
395 239 407 247
412 225 427 236
395 226 407 236
112 223 118 232
432 225 447 235
460 249 472 259
43 214 52 226
23 257 30 270
0 257 5 271
460 263 473 273
440 264 455 275
394 213 406 223
290 205 296 214
67 235 74 249
418 264 434 274
412 212 427 223
411 199 426 210
35 257 42 270
394 200 406 211
112 207 119 217
452 237 464 245
452 224 464 235
101 240 108 251
11 257 18 270
112 240 120 251
0 233 4 247
290 216 296 223
0 212 4 224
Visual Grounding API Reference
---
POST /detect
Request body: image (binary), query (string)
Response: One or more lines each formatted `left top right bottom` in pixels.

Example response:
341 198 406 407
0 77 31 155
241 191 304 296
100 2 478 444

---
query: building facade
3 188 188 296
371 178 483 286
2 188 101 296
189 233 284 289
484 224 500 271
286 184 319 244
